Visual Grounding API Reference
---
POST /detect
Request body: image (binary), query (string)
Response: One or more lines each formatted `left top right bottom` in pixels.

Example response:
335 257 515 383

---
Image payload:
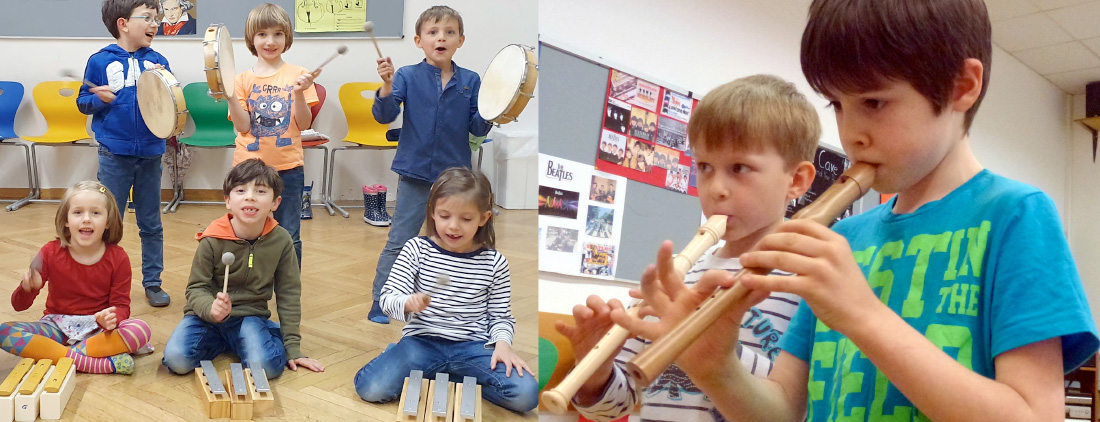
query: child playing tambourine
3 181 152 374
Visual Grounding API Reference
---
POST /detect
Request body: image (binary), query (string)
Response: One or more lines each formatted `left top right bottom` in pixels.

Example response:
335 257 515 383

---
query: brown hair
801 0 991 131
688 74 820 168
245 3 294 56
101 0 160 39
55 181 124 247
425 168 495 249
224 158 284 198
415 5 464 36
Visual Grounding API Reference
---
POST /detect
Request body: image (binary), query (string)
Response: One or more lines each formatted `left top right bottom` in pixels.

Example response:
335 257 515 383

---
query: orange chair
23 81 96 202
328 82 397 218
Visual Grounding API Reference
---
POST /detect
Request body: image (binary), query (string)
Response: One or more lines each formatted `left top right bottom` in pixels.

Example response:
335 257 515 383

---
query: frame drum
137 68 187 139
203 24 237 100
478 44 538 124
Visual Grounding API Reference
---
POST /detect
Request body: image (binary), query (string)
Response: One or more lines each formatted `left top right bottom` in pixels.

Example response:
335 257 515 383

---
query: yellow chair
23 81 96 201
327 82 398 218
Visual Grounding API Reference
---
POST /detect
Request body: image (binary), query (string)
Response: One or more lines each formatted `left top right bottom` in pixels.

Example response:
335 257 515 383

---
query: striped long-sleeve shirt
574 245 801 422
380 236 515 346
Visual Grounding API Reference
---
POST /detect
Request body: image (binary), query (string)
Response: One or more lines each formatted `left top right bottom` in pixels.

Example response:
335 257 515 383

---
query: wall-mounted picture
585 205 615 238
580 242 616 276
610 69 638 103
589 175 617 205
598 130 627 165
625 138 655 173
662 89 693 121
656 115 689 151
546 226 579 253
538 185 580 219
157 0 197 35
665 163 689 193
604 98 631 134
630 107 657 142
653 144 679 170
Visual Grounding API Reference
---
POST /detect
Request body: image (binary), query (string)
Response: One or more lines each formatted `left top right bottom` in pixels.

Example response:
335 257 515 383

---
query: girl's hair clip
99 186 106 193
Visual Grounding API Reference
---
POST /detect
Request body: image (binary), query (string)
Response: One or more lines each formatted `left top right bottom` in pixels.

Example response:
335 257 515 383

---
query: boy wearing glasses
77 0 173 307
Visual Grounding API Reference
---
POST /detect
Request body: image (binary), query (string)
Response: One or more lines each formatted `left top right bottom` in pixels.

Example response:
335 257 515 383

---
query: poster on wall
294 0 368 32
156 0 197 35
595 68 700 195
538 154 628 280
786 146 853 223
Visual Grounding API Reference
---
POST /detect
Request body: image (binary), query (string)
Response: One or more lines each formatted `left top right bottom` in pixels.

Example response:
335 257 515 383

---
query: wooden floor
0 202 538 421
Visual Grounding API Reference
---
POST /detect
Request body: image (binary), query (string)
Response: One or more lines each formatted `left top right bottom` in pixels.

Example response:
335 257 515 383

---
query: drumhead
215 26 236 96
137 70 178 138
478 45 528 120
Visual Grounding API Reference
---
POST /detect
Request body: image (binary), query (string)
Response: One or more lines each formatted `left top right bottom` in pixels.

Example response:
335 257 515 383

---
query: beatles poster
538 154 627 279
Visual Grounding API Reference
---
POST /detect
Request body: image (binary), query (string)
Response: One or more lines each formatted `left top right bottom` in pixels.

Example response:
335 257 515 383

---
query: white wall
0 0 537 202
539 4 1076 419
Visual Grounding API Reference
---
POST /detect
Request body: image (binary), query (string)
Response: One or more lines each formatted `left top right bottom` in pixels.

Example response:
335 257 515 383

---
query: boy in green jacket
162 158 324 377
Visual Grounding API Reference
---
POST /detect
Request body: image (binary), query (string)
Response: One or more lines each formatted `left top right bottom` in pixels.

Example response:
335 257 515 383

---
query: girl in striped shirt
353 168 538 413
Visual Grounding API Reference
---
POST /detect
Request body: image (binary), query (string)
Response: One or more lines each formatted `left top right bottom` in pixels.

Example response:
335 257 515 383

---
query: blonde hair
55 181 124 247
688 74 820 168
245 3 293 56
424 168 495 249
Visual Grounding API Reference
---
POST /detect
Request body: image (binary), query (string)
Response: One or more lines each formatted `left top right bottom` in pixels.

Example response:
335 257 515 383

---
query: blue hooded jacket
77 44 171 156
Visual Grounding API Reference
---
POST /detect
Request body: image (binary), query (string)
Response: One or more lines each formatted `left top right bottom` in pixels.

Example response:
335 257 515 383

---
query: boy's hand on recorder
609 241 769 379
95 306 117 330
490 341 532 377
89 85 115 103
555 294 626 401
21 269 43 293
211 292 232 322
404 293 430 313
738 219 881 336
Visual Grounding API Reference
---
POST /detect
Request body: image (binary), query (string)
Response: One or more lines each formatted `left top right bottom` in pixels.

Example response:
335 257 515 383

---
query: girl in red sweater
6 181 151 374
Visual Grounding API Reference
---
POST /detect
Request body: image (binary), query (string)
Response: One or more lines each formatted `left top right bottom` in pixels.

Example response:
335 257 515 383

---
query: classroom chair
328 82 397 218
165 82 237 212
302 82 335 216
0 81 36 211
22 81 96 204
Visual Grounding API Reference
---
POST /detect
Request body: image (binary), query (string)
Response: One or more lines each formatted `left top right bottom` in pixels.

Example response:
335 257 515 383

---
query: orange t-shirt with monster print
230 63 318 171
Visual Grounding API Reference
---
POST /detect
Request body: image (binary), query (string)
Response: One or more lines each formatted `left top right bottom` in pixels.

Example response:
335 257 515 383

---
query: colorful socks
65 348 133 375
84 319 151 357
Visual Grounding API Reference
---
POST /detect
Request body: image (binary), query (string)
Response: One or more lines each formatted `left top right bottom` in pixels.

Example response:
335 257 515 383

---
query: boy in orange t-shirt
227 3 319 268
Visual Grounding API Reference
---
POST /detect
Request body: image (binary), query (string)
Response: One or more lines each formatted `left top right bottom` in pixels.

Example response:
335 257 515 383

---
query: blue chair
0 82 36 211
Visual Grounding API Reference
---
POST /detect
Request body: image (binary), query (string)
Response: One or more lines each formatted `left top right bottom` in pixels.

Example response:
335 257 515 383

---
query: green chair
165 82 237 212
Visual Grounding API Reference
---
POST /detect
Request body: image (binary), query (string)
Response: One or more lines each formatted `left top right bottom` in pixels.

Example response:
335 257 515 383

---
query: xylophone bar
0 359 34 422
200 360 226 395
245 367 274 417
195 361 230 419
425 374 454 422
452 377 482 422
432 373 449 417
248 362 269 393
14 360 53 422
395 370 428 422
229 363 247 398
39 358 75 420
225 366 253 420
401 370 423 417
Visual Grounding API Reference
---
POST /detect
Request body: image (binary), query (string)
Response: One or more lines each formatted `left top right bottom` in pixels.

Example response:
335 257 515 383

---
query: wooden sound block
451 384 481 422
424 380 454 422
0 359 34 422
244 369 274 417
194 366 230 419
14 364 53 422
395 377 428 422
39 361 75 420
224 369 253 420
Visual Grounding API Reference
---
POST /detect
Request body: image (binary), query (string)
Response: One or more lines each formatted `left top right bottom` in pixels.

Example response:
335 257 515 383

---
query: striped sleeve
379 238 422 322
572 336 643 421
485 254 515 346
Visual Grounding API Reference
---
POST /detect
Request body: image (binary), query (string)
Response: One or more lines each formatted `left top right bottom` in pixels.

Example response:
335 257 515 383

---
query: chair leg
328 145 351 218
162 146 181 214
3 142 36 211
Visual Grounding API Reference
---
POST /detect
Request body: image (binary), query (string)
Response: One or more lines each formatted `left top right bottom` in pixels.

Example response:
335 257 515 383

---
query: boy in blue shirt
78 0 171 307
614 0 1100 420
368 5 492 323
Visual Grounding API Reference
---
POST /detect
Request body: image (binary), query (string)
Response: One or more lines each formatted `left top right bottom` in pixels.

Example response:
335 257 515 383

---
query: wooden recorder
540 214 728 414
624 162 874 386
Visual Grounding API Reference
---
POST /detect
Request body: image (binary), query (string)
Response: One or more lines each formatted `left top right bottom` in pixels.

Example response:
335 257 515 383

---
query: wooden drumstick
312 45 348 76
363 21 383 59
624 162 875 387
540 214 727 414
60 70 97 89
221 252 235 295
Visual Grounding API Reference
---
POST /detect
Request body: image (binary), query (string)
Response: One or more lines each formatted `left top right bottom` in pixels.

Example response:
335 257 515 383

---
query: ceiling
988 0 1100 95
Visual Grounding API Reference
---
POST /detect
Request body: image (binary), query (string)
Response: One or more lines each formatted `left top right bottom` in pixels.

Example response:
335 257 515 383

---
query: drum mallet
312 45 348 76
60 70 97 89
221 252 234 294
363 21 383 59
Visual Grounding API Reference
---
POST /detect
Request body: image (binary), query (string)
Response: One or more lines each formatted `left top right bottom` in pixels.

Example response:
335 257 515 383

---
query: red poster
595 69 699 196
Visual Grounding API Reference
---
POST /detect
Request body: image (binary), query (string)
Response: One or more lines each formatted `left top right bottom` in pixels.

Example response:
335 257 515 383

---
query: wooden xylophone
195 360 273 420
396 371 482 422
0 357 75 421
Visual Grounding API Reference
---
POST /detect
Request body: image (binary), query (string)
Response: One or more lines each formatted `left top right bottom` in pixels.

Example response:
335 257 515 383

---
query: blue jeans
353 336 538 413
97 147 163 288
161 315 287 379
274 166 304 268
371 176 432 299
